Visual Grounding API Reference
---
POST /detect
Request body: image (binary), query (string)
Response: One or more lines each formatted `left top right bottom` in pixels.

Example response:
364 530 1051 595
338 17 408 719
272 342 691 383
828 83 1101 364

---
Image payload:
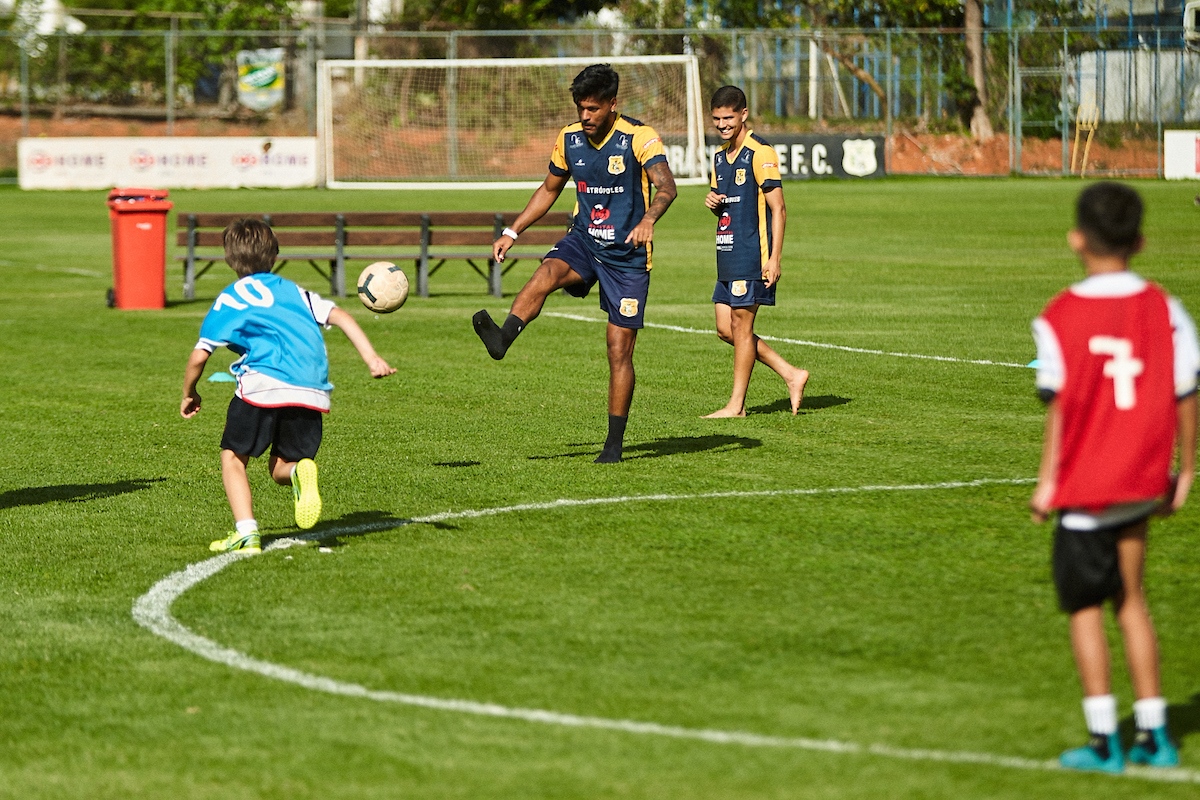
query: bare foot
702 406 746 419
787 369 809 415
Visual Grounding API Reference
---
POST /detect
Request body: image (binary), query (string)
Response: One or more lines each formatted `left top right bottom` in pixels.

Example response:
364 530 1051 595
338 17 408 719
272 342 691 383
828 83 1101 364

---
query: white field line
543 312 1030 369
131 478 1199 784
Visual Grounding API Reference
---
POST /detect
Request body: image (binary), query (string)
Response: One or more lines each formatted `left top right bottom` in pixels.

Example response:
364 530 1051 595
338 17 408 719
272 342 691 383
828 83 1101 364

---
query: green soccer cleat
209 531 261 555
1060 733 1124 773
292 458 321 530
1128 727 1180 768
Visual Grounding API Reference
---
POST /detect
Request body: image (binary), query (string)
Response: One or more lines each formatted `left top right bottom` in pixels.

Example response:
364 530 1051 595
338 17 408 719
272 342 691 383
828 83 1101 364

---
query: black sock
500 314 526 347
472 312 527 360
595 414 627 463
1087 733 1111 760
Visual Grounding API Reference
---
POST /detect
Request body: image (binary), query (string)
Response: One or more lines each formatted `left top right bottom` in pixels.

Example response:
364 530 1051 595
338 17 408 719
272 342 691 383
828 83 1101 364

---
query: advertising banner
237 48 287 112
703 133 886 180
18 137 318 189
1164 130 1200 179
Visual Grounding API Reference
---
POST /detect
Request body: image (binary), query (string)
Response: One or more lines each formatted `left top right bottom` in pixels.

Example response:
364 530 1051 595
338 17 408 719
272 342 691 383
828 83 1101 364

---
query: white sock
1133 697 1167 731
235 519 258 536
1082 694 1118 735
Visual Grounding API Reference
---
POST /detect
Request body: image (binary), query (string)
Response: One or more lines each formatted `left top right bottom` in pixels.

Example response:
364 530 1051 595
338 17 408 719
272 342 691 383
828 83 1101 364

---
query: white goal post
317 55 709 190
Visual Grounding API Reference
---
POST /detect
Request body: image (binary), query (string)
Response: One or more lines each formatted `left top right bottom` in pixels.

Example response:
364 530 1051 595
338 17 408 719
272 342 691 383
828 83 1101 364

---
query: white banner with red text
18 137 318 190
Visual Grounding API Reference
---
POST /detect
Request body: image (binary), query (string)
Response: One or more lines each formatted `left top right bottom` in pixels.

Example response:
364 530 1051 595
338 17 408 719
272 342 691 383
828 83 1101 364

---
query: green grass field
3 178 1200 799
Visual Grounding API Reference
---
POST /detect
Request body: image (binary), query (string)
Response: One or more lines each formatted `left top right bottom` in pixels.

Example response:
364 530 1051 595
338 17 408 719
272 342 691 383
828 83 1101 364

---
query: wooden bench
175 211 572 300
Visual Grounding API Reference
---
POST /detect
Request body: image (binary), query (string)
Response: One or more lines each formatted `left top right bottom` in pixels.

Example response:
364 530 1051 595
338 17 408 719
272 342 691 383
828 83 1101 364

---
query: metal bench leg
489 258 502 297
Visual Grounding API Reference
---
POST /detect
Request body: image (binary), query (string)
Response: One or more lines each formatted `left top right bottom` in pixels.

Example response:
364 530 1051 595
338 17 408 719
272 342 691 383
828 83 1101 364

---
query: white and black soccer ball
357 261 409 313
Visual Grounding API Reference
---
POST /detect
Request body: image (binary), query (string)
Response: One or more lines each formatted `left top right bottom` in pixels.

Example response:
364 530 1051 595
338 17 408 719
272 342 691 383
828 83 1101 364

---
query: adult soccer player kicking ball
181 219 395 554
1030 182 1199 773
472 63 677 463
703 85 808 418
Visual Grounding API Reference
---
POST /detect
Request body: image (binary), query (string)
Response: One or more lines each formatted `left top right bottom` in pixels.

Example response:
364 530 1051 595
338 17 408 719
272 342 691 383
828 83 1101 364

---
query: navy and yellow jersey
549 114 667 271
711 131 783 282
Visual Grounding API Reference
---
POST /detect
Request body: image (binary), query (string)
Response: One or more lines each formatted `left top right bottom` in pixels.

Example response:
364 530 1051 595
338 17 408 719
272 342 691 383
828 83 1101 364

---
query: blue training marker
207 372 236 383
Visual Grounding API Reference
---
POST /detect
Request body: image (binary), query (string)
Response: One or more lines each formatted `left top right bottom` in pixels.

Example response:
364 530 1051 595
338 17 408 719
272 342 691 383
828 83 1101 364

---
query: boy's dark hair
571 64 619 104
223 219 279 277
1076 182 1143 257
711 85 747 111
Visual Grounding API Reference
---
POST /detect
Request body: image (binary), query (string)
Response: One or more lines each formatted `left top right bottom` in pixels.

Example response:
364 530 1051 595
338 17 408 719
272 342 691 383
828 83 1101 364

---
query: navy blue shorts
545 233 649 329
712 279 776 308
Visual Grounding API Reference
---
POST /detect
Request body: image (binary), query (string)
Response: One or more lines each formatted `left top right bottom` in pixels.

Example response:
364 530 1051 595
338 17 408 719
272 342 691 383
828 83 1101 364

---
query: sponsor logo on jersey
617 134 629 151
741 150 752 163
608 155 626 175
619 298 639 317
716 234 734 247
569 134 584 149
731 281 749 297
575 159 586 166
588 204 615 241
718 212 732 230
575 180 625 195
735 168 746 186
763 162 777 170
842 139 878 177
640 136 661 152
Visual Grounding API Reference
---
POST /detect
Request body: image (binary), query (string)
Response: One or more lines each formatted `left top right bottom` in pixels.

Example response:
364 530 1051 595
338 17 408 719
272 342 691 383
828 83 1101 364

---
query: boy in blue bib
181 219 395 554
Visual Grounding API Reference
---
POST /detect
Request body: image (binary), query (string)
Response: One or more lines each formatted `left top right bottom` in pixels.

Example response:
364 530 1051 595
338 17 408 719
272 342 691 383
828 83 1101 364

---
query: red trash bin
106 187 173 309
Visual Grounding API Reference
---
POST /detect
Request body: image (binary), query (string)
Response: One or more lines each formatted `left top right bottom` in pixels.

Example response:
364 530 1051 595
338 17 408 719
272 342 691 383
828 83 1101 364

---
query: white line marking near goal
131 478 1198 784
544 312 1030 369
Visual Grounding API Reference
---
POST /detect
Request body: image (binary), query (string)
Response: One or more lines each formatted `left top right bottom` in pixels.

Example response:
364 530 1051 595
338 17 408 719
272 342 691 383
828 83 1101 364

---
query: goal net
318 56 707 189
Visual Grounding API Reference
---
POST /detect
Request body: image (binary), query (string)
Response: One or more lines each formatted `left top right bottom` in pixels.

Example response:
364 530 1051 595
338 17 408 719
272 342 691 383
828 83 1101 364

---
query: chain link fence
2 23 1197 178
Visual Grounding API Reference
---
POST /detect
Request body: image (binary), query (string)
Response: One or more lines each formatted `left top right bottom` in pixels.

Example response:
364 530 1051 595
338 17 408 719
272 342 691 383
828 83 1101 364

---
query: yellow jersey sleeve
549 126 572 175
633 125 666 167
752 142 783 188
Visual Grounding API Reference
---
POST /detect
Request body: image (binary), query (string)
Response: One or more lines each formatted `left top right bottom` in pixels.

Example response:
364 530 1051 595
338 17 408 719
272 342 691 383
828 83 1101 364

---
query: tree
963 0 992 140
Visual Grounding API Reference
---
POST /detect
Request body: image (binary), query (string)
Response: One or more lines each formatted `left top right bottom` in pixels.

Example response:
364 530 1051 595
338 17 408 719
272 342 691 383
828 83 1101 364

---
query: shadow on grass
0 478 166 509
433 460 482 468
265 509 414 549
530 434 761 461
1116 693 1200 752
746 394 853 415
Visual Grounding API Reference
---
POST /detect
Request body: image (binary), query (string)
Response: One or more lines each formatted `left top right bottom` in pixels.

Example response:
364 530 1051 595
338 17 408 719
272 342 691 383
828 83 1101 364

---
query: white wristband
502 227 519 240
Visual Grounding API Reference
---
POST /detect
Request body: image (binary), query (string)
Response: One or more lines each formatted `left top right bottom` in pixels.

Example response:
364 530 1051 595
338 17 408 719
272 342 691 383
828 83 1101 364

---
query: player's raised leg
597 323 637 463
473 257 583 360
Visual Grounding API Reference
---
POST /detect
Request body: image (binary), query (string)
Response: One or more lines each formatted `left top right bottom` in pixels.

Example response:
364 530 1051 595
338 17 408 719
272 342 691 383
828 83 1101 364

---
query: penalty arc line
543 312 1030 369
132 477 1199 785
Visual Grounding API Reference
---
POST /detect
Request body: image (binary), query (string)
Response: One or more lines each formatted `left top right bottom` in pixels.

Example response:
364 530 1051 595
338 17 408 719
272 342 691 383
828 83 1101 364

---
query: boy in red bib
1031 182 1199 772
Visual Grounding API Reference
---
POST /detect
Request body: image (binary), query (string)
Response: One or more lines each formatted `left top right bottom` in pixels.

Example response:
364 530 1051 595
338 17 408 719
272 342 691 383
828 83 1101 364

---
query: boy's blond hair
223 219 279 277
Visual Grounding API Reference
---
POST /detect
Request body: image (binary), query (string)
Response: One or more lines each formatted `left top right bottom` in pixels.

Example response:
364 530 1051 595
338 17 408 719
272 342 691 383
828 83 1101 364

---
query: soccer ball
357 262 409 313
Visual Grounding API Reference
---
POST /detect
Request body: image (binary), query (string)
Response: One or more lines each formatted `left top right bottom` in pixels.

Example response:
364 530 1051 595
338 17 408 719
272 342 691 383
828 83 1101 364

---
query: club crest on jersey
619 298 639 317
734 168 747 186
608 155 625 175
731 281 748 297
